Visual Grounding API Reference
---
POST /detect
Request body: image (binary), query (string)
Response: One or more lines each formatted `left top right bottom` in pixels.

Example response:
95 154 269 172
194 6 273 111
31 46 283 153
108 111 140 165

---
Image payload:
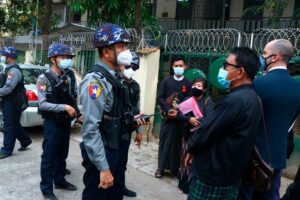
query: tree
70 0 158 31
40 0 52 35
2 0 61 36
243 0 290 27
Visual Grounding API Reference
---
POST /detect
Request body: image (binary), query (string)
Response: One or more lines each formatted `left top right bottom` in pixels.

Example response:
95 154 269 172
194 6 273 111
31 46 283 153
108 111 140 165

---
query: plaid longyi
188 177 238 200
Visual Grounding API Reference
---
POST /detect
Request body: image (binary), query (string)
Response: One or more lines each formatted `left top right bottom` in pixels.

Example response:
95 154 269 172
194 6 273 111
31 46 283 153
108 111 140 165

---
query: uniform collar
98 59 116 76
6 62 17 67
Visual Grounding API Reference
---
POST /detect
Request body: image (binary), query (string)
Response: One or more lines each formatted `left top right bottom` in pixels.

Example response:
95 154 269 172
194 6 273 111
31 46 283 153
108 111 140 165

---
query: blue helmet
0 47 18 58
94 23 131 48
129 51 139 71
48 43 75 58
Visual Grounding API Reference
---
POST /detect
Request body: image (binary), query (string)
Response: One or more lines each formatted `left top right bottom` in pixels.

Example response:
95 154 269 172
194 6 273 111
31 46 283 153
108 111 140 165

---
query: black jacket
188 84 262 186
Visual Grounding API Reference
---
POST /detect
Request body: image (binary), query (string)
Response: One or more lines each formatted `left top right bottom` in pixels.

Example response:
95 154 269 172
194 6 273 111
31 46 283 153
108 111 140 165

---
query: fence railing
158 18 300 33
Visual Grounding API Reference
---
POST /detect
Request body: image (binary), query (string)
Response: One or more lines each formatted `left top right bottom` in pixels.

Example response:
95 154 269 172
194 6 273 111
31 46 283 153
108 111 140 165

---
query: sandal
155 169 163 178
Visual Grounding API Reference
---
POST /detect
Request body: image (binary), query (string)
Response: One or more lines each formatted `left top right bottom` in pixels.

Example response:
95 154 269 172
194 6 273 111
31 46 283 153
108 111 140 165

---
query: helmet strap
111 45 118 67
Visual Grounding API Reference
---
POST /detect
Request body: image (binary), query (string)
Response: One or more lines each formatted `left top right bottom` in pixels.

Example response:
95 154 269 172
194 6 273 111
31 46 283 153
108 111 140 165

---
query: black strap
44 72 59 88
86 64 122 88
257 96 272 165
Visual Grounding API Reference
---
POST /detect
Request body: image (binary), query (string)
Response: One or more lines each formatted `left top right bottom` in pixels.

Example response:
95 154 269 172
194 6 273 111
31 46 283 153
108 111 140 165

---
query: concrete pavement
0 127 186 200
0 126 294 199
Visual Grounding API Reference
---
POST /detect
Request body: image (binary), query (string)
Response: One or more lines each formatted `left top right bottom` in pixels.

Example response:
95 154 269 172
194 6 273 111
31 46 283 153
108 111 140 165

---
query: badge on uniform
7 73 13 81
89 81 102 99
37 83 47 93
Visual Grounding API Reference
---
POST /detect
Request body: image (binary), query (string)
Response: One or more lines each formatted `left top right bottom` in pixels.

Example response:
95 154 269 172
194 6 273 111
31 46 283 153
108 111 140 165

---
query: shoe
123 188 137 197
0 152 10 159
154 169 163 178
55 182 77 191
43 193 58 200
18 141 32 151
65 168 71 175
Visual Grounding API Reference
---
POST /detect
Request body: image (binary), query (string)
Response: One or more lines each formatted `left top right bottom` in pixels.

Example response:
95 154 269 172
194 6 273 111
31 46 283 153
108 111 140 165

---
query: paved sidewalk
72 130 294 198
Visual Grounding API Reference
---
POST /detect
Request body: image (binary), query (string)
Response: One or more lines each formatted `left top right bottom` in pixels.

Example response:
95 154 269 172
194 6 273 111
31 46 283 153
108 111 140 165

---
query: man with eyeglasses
239 40 300 200
185 47 262 200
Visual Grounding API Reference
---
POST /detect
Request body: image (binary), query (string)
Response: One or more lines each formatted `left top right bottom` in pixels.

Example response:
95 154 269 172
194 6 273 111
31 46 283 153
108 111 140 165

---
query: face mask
217 68 231 89
117 50 132 66
259 55 274 71
173 67 184 76
0 56 6 63
191 87 203 97
123 68 135 79
58 59 73 70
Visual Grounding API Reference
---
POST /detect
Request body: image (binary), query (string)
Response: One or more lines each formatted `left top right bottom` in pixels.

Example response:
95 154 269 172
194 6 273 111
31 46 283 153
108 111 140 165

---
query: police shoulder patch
89 80 102 99
37 82 47 93
7 72 13 81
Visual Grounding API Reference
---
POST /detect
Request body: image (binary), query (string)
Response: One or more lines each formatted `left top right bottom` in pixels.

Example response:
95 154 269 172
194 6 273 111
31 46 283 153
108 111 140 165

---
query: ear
237 67 245 79
102 48 111 58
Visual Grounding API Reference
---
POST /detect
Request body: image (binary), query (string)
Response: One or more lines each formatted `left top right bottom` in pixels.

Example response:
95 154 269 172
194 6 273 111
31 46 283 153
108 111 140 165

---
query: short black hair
193 78 208 89
171 56 185 65
230 47 260 80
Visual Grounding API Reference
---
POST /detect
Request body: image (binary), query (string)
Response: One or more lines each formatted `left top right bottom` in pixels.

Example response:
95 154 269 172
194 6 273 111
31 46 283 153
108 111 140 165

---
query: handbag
243 97 274 193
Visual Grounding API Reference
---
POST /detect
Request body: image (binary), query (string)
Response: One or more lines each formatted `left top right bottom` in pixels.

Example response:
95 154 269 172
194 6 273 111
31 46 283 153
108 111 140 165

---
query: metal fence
158 18 300 33
153 28 300 134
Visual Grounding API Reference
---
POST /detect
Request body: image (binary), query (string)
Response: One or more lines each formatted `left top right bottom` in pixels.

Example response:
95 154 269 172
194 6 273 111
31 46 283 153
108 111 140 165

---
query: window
73 13 81 23
176 0 193 20
243 0 265 20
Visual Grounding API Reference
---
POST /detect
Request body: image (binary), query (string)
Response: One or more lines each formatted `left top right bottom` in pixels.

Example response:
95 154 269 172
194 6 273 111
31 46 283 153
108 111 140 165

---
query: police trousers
0 99 31 155
40 118 71 195
116 137 131 191
80 142 123 200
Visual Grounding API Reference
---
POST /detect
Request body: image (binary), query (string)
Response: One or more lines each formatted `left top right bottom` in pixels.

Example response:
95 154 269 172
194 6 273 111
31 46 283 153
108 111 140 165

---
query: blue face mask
259 54 274 71
58 59 73 70
173 67 184 76
217 68 231 89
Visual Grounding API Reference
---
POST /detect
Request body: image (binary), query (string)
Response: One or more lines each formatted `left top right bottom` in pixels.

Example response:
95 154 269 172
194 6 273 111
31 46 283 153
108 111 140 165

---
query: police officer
79 23 145 200
0 47 32 159
118 51 142 197
37 43 80 200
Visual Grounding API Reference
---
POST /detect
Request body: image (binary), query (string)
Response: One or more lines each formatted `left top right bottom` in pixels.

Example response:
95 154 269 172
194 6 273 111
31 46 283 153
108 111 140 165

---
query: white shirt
268 66 287 72
173 75 184 81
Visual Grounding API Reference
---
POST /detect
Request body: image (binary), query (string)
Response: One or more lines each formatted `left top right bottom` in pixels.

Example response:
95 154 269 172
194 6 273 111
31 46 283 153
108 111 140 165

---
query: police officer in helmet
117 50 143 197
79 23 145 200
37 43 80 200
0 47 32 159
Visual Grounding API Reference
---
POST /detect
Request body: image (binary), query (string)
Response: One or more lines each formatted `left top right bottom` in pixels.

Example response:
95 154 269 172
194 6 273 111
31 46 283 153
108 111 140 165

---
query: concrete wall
229 0 244 19
134 50 160 122
156 0 177 18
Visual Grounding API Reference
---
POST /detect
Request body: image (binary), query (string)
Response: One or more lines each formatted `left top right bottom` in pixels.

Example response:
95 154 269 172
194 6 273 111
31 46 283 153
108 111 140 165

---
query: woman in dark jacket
168 78 214 194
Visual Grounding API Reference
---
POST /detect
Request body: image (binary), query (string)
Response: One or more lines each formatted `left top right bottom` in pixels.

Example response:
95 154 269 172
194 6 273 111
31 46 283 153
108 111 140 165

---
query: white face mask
123 68 135 79
0 56 6 63
117 50 133 66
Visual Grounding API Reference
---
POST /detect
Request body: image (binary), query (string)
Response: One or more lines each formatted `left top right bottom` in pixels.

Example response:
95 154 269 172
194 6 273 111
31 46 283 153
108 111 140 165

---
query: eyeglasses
223 61 242 69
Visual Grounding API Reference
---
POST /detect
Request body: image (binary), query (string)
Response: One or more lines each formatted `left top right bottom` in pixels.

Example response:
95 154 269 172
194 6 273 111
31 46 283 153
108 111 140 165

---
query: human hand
99 170 114 189
135 133 143 148
184 153 194 168
65 105 76 118
167 109 178 119
189 117 200 127
134 112 148 126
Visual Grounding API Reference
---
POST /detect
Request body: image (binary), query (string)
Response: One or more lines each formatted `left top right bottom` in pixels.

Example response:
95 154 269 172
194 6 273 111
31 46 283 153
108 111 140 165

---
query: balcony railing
158 18 300 33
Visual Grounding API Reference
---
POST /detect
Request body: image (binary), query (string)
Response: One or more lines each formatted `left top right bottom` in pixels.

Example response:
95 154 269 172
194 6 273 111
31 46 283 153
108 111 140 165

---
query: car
0 63 49 130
